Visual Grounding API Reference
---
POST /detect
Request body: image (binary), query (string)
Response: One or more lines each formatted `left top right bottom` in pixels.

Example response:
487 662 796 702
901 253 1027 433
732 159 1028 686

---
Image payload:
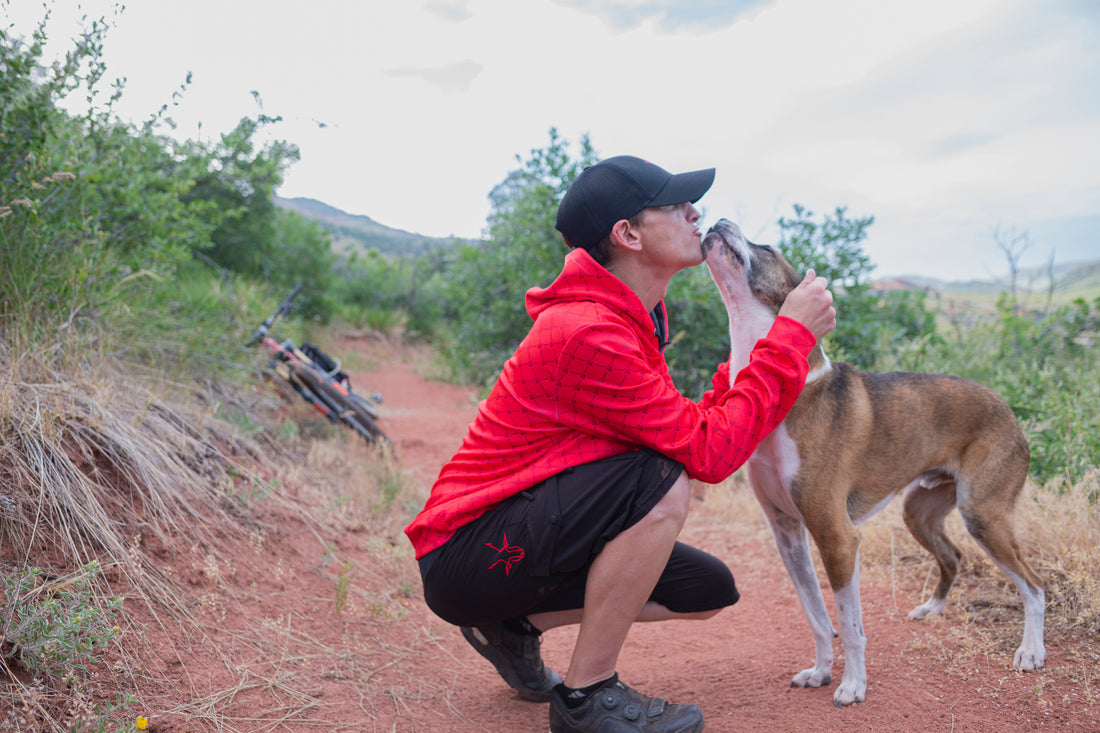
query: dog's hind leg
956 478 1046 670
902 478 962 620
763 511 838 690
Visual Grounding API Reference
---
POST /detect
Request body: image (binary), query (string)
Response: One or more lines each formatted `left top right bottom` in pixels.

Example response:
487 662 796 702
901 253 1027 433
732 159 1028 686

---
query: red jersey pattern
405 248 816 558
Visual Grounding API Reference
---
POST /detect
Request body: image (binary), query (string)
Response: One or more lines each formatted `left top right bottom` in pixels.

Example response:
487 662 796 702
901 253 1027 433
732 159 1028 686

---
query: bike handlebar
246 283 303 346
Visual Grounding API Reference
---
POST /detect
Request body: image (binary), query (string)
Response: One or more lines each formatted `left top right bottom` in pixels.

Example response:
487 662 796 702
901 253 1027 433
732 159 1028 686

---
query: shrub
776 204 938 369
880 295 1100 486
1 562 122 682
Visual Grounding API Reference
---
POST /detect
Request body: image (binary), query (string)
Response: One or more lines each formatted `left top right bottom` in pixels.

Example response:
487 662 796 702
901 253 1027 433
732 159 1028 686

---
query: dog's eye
727 242 746 266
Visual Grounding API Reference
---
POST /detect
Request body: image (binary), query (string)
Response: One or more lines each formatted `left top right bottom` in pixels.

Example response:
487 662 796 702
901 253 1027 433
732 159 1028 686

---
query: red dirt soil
90 337 1100 731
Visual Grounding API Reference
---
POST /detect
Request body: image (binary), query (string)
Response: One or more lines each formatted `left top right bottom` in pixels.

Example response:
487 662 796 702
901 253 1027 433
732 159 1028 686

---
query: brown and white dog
702 218 1045 707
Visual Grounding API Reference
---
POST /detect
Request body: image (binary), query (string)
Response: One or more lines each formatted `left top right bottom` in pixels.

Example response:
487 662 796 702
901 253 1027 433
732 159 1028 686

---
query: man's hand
778 269 836 343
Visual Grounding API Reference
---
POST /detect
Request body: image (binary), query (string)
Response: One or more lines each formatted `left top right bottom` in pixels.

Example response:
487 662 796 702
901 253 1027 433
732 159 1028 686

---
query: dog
701 218 1045 707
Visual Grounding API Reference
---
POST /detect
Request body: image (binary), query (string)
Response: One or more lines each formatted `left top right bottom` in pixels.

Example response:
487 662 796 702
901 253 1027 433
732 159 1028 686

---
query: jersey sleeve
553 316 815 483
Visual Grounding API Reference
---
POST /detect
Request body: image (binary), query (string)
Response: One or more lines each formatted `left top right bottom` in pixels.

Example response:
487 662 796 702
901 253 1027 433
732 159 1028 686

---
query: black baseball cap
555 155 715 250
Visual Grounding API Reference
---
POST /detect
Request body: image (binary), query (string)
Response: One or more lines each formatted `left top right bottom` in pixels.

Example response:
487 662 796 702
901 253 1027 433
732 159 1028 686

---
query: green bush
776 204 938 369
333 247 450 337
879 295 1100 487
437 128 598 383
2 7 337 368
1 562 123 682
0 15 207 342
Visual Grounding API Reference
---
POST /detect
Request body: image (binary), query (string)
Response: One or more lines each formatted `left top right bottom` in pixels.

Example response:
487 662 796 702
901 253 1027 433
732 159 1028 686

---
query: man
405 155 835 733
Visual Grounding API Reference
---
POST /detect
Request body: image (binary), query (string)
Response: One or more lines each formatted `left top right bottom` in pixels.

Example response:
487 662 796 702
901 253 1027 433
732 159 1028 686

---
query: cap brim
648 168 715 207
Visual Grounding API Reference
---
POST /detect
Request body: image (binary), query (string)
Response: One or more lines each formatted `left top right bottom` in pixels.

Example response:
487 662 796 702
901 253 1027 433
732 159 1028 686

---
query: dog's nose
715 219 744 239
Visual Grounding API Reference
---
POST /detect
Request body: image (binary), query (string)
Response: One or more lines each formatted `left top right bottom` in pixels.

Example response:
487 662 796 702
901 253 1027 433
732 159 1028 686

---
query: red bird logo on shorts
486 533 525 576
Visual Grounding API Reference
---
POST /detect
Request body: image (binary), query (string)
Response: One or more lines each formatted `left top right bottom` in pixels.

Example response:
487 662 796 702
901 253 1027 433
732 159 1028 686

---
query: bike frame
247 286 387 446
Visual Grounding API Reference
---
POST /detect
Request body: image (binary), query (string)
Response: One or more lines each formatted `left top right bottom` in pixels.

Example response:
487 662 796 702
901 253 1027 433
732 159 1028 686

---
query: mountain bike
246 285 390 447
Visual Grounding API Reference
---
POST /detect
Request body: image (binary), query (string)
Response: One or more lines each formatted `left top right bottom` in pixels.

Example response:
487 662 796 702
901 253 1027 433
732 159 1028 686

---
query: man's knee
654 542 740 615
691 607 724 620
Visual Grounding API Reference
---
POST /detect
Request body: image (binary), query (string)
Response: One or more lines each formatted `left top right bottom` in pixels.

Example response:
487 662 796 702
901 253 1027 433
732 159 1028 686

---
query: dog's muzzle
703 219 746 266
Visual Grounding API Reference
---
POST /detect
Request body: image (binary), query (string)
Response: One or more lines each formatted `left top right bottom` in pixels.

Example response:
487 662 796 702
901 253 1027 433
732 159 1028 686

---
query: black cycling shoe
460 620 562 702
549 675 704 733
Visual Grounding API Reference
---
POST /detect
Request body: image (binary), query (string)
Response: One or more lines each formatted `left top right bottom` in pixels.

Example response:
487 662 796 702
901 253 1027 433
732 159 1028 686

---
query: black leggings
418 450 739 627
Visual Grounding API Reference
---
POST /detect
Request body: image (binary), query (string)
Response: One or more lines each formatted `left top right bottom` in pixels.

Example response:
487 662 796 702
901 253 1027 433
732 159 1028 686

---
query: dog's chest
746 424 803 521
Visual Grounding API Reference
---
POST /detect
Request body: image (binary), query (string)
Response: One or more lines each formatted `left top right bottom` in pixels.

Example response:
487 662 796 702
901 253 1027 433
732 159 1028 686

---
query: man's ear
609 218 643 253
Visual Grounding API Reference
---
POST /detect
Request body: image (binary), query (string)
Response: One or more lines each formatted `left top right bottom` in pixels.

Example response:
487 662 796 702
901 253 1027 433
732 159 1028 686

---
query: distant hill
280 194 1099 300
1058 260 1100 290
274 196 478 258
873 258 1100 302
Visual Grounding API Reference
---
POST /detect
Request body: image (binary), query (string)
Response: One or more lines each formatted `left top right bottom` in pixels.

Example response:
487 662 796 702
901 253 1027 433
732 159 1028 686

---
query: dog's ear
755 242 795 274
777 251 803 292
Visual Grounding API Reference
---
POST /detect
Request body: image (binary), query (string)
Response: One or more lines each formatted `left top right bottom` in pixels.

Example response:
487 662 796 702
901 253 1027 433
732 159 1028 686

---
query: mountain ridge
274 196 478 258
875 258 1100 298
277 195 1099 299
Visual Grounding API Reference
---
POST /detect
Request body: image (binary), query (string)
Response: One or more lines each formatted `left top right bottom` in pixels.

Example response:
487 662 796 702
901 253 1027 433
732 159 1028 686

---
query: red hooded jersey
405 248 815 558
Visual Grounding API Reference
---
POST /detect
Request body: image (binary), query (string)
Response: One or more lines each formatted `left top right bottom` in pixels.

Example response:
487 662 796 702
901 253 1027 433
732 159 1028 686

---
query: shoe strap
599 684 668 719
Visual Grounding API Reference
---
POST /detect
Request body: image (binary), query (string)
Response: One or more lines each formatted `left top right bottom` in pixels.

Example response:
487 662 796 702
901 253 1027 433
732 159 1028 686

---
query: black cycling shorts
418 449 739 627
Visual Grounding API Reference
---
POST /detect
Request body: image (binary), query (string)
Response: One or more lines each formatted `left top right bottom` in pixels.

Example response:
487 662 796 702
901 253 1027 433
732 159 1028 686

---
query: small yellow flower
136 716 149 730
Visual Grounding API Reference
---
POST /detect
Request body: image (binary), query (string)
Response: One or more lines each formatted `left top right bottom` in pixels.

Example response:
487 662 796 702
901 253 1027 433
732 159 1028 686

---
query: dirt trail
138 336 1096 732
345 338 1095 732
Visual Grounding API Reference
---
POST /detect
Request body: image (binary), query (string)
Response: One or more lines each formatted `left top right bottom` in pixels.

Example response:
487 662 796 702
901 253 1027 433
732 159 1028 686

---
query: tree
183 114 301 280
778 203 875 290
439 128 597 382
265 208 336 320
662 264 730 397
0 10 210 336
1 7 324 346
992 224 1031 307
777 204 937 368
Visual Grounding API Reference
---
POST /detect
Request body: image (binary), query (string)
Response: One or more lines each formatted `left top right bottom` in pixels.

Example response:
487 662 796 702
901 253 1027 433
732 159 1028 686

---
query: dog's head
702 218 802 315
704 217 830 382
703 218 809 373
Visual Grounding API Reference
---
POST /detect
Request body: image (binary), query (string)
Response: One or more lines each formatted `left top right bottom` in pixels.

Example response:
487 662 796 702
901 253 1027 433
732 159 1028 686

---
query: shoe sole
461 627 561 702
549 692 704 732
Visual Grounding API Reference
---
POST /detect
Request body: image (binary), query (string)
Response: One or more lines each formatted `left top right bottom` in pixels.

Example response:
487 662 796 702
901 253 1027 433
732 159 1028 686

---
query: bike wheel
344 388 381 420
291 362 391 447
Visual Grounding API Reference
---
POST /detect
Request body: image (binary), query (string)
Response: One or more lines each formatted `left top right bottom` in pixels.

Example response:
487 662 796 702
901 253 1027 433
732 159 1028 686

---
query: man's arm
553 317 814 483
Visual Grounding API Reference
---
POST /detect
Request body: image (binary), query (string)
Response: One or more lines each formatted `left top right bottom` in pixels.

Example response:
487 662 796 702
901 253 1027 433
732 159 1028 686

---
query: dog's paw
907 597 947 621
833 679 866 707
790 666 830 689
1014 644 1046 670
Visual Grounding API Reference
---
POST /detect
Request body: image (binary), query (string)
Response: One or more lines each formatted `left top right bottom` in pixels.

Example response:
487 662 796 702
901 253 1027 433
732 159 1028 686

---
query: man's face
633 202 705 275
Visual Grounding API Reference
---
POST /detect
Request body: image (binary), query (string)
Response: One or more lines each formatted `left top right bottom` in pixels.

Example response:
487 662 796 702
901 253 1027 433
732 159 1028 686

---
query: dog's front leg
829 552 867 706
764 511 837 689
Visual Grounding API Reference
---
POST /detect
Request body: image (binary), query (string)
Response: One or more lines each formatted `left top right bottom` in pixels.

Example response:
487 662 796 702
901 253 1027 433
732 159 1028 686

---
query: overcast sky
7 0 1099 280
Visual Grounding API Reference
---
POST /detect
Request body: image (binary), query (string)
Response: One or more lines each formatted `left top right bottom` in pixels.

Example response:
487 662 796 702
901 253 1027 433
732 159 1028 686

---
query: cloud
384 60 484 93
425 0 473 22
549 0 770 30
9 0 1096 279
922 134 1001 159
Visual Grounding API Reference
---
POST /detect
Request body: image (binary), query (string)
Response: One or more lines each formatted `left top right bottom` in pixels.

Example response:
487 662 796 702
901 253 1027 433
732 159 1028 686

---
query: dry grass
702 468 1100 641
701 467 1100 704
121 430 428 733
0 346 263 597
0 343 305 730
289 436 421 614
857 472 1100 639
3 331 1097 729
0 332 419 730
